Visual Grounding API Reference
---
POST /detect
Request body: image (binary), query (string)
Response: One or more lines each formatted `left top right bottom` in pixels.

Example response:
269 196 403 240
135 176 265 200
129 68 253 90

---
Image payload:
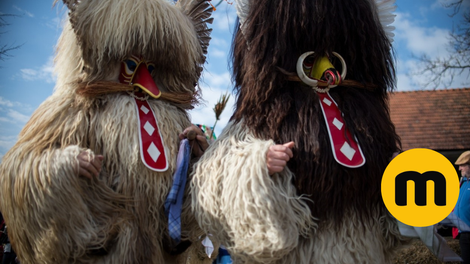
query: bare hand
77 151 103 179
266 141 294 175
179 125 209 158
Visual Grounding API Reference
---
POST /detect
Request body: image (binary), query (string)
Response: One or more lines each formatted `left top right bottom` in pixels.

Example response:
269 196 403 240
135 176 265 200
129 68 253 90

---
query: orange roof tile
389 88 470 151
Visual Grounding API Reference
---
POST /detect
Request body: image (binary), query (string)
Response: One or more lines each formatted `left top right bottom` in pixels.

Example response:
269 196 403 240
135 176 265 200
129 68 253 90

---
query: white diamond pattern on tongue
134 99 168 171
317 92 365 168
147 142 161 162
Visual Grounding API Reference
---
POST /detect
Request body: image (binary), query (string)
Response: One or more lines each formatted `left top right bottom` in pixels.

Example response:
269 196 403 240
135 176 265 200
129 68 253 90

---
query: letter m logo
395 171 446 206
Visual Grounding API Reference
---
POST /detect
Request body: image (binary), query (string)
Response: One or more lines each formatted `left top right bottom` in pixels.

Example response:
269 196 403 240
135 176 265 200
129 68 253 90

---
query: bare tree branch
442 0 463 17
412 0 470 89
0 14 23 63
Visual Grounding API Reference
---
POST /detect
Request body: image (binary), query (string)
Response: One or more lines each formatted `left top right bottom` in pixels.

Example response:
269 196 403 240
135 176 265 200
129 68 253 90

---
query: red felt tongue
134 99 168 171
317 92 365 168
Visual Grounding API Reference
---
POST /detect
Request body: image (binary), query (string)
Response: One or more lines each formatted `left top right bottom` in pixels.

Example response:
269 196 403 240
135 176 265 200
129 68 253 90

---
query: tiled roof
389 88 470 151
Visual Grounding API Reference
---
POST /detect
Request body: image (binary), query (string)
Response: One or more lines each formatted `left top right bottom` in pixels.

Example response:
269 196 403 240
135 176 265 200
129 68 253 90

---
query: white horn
296 51 318 88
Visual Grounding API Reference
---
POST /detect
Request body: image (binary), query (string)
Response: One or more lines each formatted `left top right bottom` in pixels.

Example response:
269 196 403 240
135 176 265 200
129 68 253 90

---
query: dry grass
393 237 461 264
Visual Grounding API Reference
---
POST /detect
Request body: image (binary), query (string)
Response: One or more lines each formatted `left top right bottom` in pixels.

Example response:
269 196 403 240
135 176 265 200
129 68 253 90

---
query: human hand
266 141 294 175
77 151 103 179
179 125 209 158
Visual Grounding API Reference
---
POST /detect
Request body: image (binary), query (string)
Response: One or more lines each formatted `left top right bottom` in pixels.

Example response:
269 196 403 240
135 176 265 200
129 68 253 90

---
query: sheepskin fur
191 0 410 262
0 94 193 264
0 0 213 263
192 122 406 263
191 122 315 263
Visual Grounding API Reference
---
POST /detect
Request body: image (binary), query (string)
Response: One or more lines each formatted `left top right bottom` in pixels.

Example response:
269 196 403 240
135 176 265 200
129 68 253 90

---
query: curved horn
296 51 348 90
296 52 319 88
330 52 347 88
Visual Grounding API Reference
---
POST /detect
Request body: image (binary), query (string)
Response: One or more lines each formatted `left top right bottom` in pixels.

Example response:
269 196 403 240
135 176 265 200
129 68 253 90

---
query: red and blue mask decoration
119 54 161 98
120 55 168 172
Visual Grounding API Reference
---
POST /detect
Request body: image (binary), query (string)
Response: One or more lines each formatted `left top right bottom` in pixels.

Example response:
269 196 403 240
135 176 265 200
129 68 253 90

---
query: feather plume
374 0 397 43
234 0 397 43
234 0 250 35
177 0 213 63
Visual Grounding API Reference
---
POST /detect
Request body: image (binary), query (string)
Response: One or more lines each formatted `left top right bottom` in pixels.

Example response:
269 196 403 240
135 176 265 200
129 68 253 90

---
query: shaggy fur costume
192 122 405 263
191 0 409 263
0 0 213 263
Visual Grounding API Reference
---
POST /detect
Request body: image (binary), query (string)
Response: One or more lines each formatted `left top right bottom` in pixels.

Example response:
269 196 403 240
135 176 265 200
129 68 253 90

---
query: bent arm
0 143 127 263
191 121 315 263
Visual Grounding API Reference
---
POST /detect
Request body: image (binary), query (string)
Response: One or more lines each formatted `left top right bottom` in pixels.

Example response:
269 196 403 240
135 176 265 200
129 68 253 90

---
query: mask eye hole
124 59 138 75
147 63 155 75
303 56 315 70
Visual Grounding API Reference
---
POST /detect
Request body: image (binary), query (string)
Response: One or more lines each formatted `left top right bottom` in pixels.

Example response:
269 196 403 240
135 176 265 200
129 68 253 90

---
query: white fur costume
192 122 405 263
0 0 212 263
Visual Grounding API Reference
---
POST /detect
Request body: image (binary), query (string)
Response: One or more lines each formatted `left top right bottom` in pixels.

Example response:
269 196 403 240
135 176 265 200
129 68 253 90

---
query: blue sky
0 0 469 160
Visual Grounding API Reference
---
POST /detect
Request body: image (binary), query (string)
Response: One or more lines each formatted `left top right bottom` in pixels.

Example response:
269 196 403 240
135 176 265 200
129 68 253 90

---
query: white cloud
396 73 412 91
392 12 470 90
19 56 55 83
211 5 237 31
202 71 231 88
209 48 226 58
0 109 30 124
210 37 229 47
7 109 30 123
13 5 34 18
45 17 62 30
0 97 32 124
190 70 234 136
396 55 470 90
0 135 18 162
0 97 32 111
0 97 14 107
0 135 17 150
20 69 39 80
394 13 450 57
417 0 442 15
206 37 232 69
0 101 31 160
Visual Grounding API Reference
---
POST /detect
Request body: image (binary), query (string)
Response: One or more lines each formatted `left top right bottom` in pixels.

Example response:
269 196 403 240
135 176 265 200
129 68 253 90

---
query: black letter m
395 171 446 206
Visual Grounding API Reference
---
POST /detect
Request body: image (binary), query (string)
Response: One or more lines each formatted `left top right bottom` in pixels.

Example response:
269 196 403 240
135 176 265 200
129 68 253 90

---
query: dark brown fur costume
230 0 400 225
192 0 410 262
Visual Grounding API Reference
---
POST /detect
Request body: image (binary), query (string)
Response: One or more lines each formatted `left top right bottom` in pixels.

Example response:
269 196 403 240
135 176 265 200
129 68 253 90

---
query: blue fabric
213 246 233 264
455 178 470 232
164 139 190 244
